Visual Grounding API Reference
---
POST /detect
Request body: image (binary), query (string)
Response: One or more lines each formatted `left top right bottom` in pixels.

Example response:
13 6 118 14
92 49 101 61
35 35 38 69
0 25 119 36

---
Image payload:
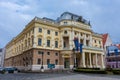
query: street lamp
114 49 118 69
72 48 76 69
40 51 44 72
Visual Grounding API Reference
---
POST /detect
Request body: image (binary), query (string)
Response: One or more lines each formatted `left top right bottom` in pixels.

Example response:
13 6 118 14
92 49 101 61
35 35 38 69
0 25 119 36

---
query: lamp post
114 49 118 69
40 51 44 72
116 56 118 68
72 48 76 69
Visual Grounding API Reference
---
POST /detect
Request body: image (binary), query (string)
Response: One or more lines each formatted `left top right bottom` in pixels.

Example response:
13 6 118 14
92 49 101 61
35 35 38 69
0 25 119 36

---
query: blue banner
74 37 83 53
79 43 83 53
74 38 79 51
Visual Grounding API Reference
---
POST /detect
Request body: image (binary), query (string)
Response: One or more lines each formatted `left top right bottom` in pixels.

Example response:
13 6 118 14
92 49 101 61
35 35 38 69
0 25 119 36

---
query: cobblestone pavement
0 71 120 80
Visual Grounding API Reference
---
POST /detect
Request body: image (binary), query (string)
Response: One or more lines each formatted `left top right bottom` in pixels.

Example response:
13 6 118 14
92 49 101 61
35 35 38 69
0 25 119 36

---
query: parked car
4 67 20 73
0 67 5 74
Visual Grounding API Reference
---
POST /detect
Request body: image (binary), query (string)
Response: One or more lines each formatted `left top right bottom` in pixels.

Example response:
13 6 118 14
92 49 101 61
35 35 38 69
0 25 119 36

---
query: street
0 71 120 80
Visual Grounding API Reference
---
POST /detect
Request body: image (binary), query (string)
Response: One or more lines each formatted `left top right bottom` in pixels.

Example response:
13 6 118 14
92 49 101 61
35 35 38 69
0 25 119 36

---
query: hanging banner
80 43 83 53
74 37 83 53
74 37 79 51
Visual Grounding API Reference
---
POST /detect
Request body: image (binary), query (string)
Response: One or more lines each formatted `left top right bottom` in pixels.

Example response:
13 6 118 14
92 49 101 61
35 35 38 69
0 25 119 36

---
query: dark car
4 67 20 73
0 67 5 74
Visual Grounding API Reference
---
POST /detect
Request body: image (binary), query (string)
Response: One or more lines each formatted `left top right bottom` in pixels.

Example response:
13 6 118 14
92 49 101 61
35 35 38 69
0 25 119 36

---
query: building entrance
64 58 70 68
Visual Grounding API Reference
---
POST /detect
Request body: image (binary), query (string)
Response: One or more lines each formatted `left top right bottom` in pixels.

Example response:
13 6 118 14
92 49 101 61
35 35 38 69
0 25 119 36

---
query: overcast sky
0 0 120 48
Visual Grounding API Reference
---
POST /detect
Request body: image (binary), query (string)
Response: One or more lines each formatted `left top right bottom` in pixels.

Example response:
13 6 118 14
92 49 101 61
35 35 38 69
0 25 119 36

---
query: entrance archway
64 58 70 68
62 54 71 69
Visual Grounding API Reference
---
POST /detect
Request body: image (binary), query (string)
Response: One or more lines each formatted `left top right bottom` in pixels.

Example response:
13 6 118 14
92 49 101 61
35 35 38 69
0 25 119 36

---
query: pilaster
33 27 37 48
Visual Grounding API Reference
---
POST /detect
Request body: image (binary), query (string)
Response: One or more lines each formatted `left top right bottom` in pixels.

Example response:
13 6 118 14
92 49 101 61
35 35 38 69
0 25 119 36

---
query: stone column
95 54 98 67
89 53 92 68
82 52 86 67
101 54 104 68
84 34 86 46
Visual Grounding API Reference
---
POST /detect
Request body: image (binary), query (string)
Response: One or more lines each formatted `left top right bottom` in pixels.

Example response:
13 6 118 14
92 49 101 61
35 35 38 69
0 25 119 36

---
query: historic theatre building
4 12 105 71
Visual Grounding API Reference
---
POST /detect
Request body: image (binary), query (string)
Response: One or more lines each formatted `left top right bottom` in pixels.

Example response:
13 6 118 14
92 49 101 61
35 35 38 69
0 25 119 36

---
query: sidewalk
41 74 120 80
21 69 73 74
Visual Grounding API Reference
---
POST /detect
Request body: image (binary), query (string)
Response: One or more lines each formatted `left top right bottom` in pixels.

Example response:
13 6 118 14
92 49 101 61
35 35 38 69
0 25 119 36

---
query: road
0 71 120 80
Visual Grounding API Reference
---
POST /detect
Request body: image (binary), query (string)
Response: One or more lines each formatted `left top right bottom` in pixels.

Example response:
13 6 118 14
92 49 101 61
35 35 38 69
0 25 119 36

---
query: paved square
0 72 120 80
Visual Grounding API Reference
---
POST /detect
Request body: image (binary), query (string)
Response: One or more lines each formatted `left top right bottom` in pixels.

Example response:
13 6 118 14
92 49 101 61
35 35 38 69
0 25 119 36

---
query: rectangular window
47 59 50 65
38 38 42 46
63 42 66 48
55 59 58 65
47 30 50 34
39 28 42 32
37 58 41 64
38 51 42 54
55 41 58 48
55 53 58 56
64 22 67 25
55 32 58 36
86 40 89 46
47 40 50 47
47 52 50 55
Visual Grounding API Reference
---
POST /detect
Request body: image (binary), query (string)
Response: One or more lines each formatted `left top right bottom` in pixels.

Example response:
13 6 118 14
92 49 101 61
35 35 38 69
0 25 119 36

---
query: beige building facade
4 12 105 71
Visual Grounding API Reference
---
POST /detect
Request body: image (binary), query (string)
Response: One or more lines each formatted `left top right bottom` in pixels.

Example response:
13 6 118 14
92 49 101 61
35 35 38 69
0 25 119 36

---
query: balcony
83 45 103 51
62 47 70 50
